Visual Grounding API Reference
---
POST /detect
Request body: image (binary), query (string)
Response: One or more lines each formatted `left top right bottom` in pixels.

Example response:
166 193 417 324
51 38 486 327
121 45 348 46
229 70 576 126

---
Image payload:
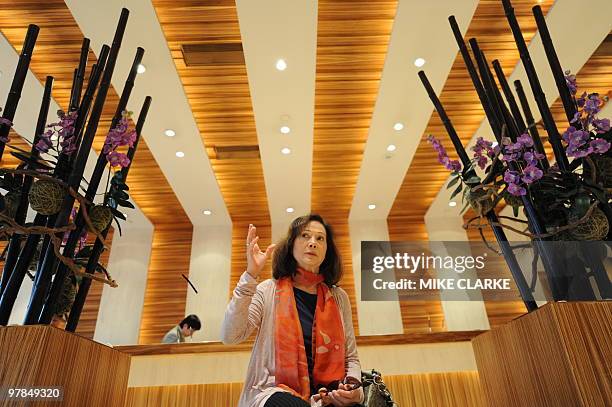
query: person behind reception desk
161 314 201 343
221 214 364 407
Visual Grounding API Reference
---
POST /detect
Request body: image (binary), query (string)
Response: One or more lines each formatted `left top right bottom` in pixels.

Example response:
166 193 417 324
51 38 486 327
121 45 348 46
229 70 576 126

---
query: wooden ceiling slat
312 0 399 335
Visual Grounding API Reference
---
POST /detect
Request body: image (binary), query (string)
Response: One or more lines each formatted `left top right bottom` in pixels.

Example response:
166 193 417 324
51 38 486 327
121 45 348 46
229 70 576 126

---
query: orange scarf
274 268 345 400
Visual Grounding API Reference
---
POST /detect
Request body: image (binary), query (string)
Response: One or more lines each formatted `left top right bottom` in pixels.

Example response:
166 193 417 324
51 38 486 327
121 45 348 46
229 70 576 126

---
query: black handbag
360 369 397 407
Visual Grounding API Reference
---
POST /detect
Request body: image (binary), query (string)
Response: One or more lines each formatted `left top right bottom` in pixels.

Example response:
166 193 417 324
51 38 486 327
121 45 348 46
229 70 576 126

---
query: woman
221 214 364 407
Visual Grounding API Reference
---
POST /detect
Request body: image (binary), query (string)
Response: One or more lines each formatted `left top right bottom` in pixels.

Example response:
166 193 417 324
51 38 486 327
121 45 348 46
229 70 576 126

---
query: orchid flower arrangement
102 110 136 169
562 71 610 159
35 110 78 156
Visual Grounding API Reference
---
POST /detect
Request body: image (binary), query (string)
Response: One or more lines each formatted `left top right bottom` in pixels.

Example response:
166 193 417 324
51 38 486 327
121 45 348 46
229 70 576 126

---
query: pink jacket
221 271 364 407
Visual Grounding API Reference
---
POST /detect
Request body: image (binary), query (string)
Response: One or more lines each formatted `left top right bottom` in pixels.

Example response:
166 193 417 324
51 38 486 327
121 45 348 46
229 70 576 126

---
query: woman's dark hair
272 214 342 287
179 314 201 331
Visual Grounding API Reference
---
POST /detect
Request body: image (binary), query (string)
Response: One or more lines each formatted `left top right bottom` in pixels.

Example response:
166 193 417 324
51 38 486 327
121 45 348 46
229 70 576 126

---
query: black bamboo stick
501 0 569 171
418 70 537 311
474 46 588 301
0 25 39 161
71 45 110 166
18 46 110 325
513 80 548 167
41 47 143 326
0 76 53 324
492 60 527 135
448 16 501 136
26 9 131 324
66 96 151 332
69 38 90 112
532 5 576 125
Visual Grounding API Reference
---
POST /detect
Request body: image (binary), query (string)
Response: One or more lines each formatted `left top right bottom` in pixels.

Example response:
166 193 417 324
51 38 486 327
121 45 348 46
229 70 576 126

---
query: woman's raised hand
245 224 276 279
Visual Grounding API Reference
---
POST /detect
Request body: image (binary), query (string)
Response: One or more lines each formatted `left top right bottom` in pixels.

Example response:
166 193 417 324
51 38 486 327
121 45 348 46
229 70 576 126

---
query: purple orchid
521 165 543 184
564 71 577 95
102 112 137 169
593 118 610 134
507 182 526 196
428 135 462 172
504 170 521 185
590 138 610 154
35 110 78 155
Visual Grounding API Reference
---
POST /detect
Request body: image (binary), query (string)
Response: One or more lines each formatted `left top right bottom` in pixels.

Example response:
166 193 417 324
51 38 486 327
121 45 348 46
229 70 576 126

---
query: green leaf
112 216 122 236
466 176 481 184
447 176 461 189
116 199 134 209
111 190 129 201
513 206 519 217
110 207 126 220
450 184 463 200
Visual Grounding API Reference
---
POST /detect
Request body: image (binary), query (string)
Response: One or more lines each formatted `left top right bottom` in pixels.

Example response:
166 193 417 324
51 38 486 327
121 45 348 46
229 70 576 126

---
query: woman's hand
313 383 363 406
245 224 276 279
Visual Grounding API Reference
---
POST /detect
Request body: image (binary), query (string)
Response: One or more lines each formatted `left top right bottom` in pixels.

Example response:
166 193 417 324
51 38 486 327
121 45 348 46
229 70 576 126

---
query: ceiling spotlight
393 122 404 131
137 64 146 74
449 201 457 207
286 207 295 213
164 129 176 137
203 210 212 215
368 204 376 210
280 126 291 134
386 144 397 152
176 151 185 158
276 59 287 71
414 58 426 67
281 147 291 155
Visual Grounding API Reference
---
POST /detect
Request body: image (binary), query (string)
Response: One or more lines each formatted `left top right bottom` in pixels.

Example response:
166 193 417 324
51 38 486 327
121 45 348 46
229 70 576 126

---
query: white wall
349 219 403 335
94 204 153 345
185 224 233 342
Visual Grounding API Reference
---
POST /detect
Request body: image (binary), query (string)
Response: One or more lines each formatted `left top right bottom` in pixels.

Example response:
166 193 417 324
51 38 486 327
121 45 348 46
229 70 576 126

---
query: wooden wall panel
126 383 243 407
473 302 612 407
124 371 485 407
139 223 193 344
0 325 130 407
385 371 486 407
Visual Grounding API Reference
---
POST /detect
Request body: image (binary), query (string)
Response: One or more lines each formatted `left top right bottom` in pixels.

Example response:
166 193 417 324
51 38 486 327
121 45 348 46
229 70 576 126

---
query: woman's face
292 221 328 273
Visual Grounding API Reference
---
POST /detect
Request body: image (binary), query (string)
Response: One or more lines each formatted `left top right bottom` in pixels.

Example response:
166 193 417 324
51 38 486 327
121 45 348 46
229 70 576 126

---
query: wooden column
472 302 611 406
0 325 130 406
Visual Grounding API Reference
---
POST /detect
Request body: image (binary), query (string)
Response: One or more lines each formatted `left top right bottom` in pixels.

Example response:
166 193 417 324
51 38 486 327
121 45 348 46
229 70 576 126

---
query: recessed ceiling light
414 58 426 67
286 207 294 213
203 210 212 215
449 201 457 207
386 144 397 152
137 64 146 74
281 147 291 155
393 122 404 131
164 129 176 137
176 151 185 158
276 59 287 71
368 204 376 210
280 126 291 134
